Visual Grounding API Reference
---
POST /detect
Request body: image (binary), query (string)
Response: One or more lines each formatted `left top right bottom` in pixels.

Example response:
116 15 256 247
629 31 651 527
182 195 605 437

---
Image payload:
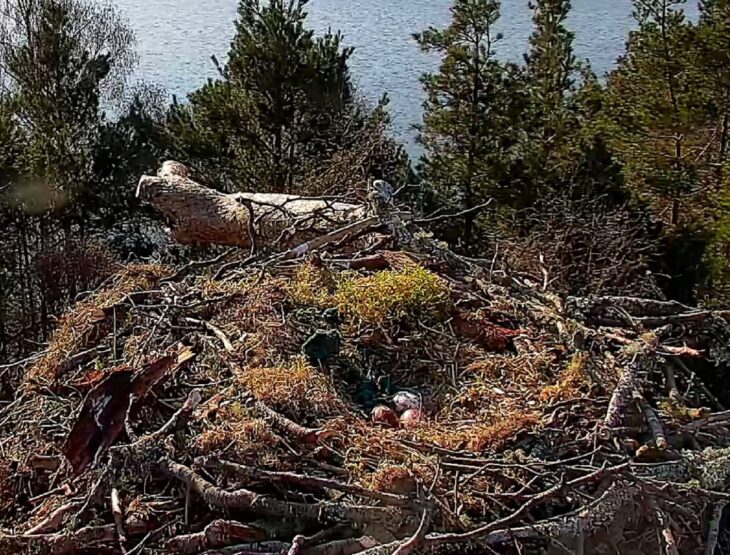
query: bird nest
1 223 730 554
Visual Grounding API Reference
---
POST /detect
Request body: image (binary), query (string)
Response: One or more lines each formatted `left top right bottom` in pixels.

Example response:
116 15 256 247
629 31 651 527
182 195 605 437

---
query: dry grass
212 277 296 367
236 356 345 421
27 263 169 384
366 461 433 494
193 415 281 467
540 352 591 402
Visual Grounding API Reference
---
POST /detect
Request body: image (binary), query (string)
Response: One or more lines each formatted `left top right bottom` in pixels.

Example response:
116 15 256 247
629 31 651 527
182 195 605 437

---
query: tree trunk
136 161 366 249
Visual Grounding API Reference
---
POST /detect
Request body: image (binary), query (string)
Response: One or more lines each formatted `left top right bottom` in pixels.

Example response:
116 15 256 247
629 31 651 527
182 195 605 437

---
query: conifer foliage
416 0 527 247
167 0 403 195
0 0 161 359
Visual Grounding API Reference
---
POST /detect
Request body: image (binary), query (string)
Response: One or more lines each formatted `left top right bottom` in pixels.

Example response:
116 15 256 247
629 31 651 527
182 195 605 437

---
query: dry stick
684 411 730 433
138 389 202 443
297 524 354 549
603 351 643 432
663 363 682 402
186 318 234 351
658 345 703 358
124 394 139 442
111 488 126 550
111 390 203 469
414 199 493 225
651 500 680 555
440 485 634 549
391 509 430 555
705 501 727 555
638 395 668 450
160 458 394 527
196 540 290 555
6 518 151 555
282 216 381 260
166 519 267 554
70 470 109 528
424 463 630 548
635 310 730 327
671 357 726 411
303 536 379 555
254 400 332 445
24 501 82 535
199 458 418 509
161 248 236 283
240 199 258 257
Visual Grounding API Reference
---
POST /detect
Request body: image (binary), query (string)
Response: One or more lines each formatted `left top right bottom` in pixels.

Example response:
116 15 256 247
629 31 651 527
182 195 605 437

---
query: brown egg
399 408 425 428
371 405 399 428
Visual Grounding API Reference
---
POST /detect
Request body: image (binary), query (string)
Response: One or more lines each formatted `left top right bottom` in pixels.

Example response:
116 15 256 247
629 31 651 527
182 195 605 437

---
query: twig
425 463 630 547
414 200 493 225
671 357 726 411
603 351 643 431
254 400 332 445
663 363 682 402
638 395 668 450
199 457 418 509
186 318 234 351
705 501 727 555
161 248 236 283
391 509 430 555
166 520 267 554
650 499 679 555
283 216 381 259
160 458 395 527
111 488 126 549
24 501 82 535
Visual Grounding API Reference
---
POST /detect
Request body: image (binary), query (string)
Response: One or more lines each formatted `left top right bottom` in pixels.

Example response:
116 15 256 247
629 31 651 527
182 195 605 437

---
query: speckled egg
392 391 421 414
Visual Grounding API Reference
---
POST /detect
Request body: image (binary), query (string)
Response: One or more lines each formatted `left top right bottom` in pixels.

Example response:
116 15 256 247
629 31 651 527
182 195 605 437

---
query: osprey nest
1 162 730 555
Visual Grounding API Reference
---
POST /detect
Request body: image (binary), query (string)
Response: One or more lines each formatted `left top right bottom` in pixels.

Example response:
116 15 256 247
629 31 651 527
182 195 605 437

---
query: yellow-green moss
540 352 591 401
334 265 450 325
286 263 335 307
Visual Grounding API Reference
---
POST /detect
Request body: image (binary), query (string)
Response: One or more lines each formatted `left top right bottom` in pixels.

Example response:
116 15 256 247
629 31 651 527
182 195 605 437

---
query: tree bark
136 161 365 248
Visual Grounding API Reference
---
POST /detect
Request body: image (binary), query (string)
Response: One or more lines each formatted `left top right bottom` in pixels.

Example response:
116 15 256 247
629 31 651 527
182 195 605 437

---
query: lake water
114 0 698 147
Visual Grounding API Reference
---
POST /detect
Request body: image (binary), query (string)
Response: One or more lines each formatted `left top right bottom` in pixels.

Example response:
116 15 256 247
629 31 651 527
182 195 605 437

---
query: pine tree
167 0 392 194
696 0 730 172
603 0 699 226
416 0 527 247
0 0 144 355
690 0 730 302
522 0 581 193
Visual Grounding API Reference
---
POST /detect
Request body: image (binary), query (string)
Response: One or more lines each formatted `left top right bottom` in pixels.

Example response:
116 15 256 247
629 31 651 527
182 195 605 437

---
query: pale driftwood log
136 161 365 248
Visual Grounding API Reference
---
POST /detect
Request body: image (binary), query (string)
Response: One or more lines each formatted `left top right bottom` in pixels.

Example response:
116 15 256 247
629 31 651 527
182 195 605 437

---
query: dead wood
198 457 418 509
166 519 268 554
159 458 398 531
137 161 365 249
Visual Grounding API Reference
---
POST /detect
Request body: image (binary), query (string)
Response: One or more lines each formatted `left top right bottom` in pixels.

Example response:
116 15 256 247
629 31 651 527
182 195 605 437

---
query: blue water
114 0 698 146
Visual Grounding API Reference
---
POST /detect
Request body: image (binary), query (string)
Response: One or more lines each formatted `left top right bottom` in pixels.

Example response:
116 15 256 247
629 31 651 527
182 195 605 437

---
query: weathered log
136 161 365 248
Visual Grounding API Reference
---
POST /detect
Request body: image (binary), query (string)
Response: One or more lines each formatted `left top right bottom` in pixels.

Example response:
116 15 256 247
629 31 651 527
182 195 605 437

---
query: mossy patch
236 356 345 420
334 264 451 325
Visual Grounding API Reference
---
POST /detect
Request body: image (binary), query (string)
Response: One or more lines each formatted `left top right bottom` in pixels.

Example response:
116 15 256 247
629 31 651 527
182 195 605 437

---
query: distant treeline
0 0 728 361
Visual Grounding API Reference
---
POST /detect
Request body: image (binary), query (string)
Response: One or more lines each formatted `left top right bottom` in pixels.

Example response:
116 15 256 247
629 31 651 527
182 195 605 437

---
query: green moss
334 265 451 325
287 263 335 307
